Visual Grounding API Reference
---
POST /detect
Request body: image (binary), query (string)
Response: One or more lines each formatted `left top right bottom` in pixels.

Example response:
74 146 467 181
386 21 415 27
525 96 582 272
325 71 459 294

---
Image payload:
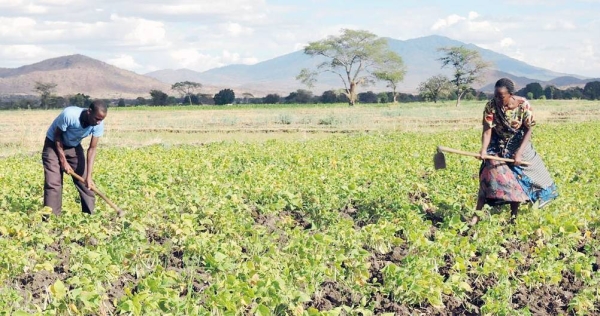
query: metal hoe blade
434 147 446 170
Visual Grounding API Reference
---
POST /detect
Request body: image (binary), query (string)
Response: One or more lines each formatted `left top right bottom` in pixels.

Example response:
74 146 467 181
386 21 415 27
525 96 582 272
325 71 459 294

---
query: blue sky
0 0 599 77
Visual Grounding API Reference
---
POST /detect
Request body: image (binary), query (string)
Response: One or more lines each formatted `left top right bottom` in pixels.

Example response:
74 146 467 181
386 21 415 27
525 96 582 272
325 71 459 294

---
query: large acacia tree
34 81 57 110
172 81 202 105
438 46 490 107
297 29 402 106
373 51 406 103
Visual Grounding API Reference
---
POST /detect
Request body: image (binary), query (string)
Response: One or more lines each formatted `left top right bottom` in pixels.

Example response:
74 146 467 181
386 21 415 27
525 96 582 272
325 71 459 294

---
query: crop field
0 101 599 315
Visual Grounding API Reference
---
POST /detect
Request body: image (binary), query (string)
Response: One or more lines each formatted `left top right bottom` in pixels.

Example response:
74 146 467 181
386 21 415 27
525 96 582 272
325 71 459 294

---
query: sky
0 0 599 77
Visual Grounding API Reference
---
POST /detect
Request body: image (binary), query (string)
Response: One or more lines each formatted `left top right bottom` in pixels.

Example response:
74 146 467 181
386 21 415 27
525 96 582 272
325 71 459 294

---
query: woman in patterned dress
470 78 558 225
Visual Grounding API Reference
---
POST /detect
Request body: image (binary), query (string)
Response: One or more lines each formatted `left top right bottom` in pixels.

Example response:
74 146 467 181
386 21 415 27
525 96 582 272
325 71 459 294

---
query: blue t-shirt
46 106 104 147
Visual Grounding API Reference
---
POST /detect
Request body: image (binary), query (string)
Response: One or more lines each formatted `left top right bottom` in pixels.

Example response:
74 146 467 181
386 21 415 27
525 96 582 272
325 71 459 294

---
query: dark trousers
42 138 95 215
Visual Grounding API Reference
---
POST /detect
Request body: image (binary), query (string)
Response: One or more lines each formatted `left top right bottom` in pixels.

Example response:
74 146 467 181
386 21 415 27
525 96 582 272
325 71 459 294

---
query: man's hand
61 160 74 175
513 152 523 166
84 177 96 190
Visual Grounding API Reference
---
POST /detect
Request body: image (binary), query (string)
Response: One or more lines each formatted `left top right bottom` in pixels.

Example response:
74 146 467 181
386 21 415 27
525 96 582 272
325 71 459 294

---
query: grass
1 100 599 158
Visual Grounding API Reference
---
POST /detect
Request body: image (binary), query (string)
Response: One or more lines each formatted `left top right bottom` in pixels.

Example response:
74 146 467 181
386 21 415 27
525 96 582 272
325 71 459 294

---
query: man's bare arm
84 136 100 189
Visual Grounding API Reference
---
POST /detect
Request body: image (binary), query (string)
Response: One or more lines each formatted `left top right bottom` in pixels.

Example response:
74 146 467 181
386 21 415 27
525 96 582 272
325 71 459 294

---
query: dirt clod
306 281 362 311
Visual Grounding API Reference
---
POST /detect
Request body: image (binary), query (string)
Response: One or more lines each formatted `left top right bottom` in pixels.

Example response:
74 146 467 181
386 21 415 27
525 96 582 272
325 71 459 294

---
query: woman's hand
513 151 523 166
478 148 487 160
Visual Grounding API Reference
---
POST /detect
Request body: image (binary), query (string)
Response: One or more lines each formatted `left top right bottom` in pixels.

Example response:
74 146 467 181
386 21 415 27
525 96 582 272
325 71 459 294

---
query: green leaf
428 295 444 309
307 307 320 316
296 291 312 303
50 279 67 300
313 233 324 242
214 252 227 262
460 282 473 292
119 300 134 312
255 304 270 316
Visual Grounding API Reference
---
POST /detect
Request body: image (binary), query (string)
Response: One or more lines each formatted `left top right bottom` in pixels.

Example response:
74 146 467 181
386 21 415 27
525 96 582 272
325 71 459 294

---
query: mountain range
0 54 172 98
0 35 596 99
146 35 595 95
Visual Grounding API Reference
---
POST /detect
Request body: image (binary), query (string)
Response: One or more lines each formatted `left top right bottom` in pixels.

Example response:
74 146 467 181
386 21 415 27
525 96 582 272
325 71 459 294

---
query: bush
358 91 378 103
264 94 281 104
320 90 338 103
377 92 389 103
214 89 236 105
318 114 338 125
285 90 313 104
277 114 292 125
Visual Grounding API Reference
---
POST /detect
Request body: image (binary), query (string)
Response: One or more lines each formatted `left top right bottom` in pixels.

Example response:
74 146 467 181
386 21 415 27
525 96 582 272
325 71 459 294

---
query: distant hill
480 74 600 92
146 35 587 95
0 35 593 99
0 55 172 98
547 76 600 87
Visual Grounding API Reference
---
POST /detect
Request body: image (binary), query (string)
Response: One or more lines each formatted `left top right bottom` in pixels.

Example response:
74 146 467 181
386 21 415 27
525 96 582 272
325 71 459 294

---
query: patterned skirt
479 134 558 208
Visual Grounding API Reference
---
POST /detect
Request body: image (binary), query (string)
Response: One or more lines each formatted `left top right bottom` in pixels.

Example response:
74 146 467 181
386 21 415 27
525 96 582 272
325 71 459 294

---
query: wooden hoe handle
67 171 124 214
437 146 531 166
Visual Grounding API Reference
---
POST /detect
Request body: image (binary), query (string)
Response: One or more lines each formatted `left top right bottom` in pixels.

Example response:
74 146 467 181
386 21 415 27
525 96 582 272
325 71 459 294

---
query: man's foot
469 215 479 226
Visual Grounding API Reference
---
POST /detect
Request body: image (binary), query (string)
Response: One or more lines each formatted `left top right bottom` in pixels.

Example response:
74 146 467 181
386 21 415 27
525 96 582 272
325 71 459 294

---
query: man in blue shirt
42 100 108 215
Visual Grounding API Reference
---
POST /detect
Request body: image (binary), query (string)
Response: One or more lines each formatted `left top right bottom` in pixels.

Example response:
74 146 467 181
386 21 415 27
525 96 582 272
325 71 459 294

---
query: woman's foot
509 210 518 224
509 203 519 224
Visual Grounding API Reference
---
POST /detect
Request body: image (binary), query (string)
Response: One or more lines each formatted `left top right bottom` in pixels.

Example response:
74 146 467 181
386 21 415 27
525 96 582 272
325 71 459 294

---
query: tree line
515 81 600 100
2 80 599 110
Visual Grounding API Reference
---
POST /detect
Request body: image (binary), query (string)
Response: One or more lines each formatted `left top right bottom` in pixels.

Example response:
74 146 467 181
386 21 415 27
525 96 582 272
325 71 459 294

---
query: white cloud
0 0 25 9
543 20 576 31
431 12 501 42
139 0 266 17
25 4 48 14
169 48 226 70
37 0 81 5
500 37 515 48
110 15 168 47
580 40 595 59
431 14 465 30
0 14 170 49
107 54 142 70
169 49 258 71
0 0 47 14
242 57 258 64
220 22 254 37
0 44 48 59
0 17 37 36
0 17 36 37
0 1 599 78
293 42 306 51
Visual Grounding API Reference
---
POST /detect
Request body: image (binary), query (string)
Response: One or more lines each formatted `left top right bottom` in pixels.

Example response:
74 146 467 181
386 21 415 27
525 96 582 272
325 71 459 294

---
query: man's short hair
89 100 108 113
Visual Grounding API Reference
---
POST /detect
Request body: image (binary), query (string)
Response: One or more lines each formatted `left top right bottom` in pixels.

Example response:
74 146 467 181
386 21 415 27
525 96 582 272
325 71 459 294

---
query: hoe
434 146 530 170
68 170 125 217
